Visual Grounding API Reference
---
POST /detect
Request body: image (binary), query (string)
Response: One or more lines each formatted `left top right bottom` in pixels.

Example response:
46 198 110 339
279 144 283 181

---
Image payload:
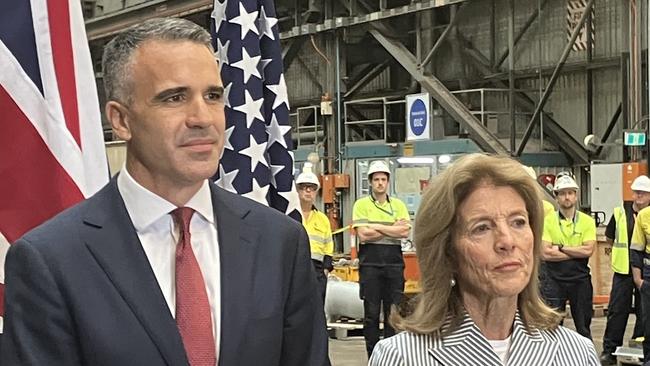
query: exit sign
624 130 647 146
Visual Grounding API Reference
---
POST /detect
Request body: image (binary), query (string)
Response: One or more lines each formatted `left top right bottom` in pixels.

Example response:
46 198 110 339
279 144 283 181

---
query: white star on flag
242 179 270 205
239 135 268 171
230 48 261 83
222 82 232 108
223 125 235 151
279 185 301 215
266 113 291 149
211 0 228 33
232 90 264 128
257 6 278 40
266 74 289 109
270 163 285 186
217 164 238 193
230 2 259 39
216 38 230 65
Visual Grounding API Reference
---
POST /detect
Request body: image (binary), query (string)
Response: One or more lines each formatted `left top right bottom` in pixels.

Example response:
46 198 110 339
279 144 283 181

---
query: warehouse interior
79 1 650 364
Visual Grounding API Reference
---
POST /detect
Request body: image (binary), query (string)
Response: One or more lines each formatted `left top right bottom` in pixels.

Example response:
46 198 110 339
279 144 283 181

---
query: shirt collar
117 165 214 232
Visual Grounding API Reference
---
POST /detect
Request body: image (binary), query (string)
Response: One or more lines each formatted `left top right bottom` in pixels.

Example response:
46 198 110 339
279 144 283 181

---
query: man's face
110 40 225 191
297 183 318 205
371 173 389 195
555 188 578 210
633 190 650 208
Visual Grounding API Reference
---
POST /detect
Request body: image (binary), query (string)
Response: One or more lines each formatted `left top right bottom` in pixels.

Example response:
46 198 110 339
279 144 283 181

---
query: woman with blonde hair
369 153 598 365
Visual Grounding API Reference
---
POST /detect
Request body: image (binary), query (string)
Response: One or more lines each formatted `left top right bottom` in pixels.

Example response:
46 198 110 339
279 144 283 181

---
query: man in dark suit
1 17 328 366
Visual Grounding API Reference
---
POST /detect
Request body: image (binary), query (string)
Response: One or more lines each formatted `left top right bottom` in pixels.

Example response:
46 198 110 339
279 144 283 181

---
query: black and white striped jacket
369 312 599 366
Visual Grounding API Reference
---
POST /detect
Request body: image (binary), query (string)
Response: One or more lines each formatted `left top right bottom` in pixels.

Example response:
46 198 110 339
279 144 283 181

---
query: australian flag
212 0 301 221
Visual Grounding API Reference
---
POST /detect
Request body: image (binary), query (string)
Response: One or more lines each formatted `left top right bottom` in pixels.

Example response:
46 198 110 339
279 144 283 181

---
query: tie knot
171 207 195 233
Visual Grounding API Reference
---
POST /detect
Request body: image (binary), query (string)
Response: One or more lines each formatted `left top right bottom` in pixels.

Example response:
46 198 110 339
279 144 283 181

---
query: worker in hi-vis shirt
352 160 410 358
600 175 650 365
296 167 334 302
541 174 596 340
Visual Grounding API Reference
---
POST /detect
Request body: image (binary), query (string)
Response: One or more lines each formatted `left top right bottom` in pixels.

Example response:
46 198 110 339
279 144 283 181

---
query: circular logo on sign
409 99 427 136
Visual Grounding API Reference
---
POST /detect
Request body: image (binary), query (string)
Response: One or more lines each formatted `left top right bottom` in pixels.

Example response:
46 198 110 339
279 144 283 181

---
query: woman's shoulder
369 331 439 365
536 325 599 363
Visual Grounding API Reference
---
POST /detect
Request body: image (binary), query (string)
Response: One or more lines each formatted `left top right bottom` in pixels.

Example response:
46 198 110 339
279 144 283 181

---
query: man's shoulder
576 211 596 226
18 185 110 248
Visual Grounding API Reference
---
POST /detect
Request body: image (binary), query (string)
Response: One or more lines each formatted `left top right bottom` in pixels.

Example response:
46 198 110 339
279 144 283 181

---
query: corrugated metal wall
457 0 623 72
285 39 392 106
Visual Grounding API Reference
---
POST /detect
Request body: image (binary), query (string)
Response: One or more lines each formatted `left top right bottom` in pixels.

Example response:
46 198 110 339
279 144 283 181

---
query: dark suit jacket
1 179 328 365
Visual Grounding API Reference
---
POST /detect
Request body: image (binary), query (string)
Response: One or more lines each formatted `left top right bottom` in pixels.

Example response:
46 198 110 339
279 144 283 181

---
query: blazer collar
209 185 258 366
81 179 257 366
428 311 558 366
81 178 188 366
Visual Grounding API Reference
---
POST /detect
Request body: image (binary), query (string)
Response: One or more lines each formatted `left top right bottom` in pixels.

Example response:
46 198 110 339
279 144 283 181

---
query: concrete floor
328 314 639 365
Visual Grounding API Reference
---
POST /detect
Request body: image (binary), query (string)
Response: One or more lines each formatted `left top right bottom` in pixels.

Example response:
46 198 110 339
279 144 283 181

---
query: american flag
212 0 301 220
0 0 109 323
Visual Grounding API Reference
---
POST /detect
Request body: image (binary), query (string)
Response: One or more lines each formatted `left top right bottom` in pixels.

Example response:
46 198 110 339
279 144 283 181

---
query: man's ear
106 101 132 141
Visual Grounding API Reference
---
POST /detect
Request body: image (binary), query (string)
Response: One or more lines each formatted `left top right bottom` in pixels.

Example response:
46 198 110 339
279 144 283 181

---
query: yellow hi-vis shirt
610 206 630 274
542 211 597 247
302 209 334 262
542 210 596 281
543 200 555 217
352 195 410 245
631 206 650 256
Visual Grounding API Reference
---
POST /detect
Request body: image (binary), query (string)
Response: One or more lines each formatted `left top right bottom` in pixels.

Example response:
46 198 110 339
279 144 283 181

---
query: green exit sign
624 130 647 146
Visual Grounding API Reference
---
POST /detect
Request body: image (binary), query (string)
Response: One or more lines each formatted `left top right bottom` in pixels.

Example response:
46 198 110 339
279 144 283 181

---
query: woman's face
454 184 534 301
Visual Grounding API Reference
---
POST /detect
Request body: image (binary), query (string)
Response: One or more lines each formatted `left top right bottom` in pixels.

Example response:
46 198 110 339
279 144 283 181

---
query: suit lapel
506 313 558 366
211 186 258 366
428 316 503 366
81 179 187 366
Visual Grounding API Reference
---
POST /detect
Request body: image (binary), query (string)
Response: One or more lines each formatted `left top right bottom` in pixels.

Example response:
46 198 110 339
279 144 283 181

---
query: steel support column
421 4 466 68
495 0 549 70
516 0 595 157
344 61 391 98
595 103 622 157
461 37 589 164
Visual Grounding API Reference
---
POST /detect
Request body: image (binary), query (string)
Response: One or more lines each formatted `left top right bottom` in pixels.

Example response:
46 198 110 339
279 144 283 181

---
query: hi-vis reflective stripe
311 253 325 261
309 234 330 244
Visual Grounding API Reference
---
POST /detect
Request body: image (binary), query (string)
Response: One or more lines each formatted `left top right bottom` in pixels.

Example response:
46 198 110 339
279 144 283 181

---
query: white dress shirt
117 167 220 361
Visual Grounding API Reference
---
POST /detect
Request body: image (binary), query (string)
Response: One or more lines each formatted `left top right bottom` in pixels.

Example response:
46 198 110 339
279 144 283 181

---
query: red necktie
171 207 216 366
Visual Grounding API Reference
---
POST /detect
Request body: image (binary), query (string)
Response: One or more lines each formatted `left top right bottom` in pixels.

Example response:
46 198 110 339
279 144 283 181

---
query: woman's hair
391 153 562 333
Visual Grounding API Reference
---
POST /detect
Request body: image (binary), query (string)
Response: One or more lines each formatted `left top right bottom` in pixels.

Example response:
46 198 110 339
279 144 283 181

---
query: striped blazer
369 312 599 366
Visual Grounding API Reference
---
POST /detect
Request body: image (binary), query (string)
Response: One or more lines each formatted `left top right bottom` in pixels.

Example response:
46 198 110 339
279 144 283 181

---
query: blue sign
409 99 427 136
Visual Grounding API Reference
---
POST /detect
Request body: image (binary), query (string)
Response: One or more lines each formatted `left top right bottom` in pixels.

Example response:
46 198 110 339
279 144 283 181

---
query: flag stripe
0 1 43 94
0 85 84 244
48 0 81 147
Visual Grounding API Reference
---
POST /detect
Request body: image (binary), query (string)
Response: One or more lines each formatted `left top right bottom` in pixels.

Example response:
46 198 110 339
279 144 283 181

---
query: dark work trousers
640 281 650 362
602 272 643 356
312 259 328 304
359 265 405 358
541 275 593 339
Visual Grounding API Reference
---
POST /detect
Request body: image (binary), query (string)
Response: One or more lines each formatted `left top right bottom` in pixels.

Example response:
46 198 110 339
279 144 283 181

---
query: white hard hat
367 160 390 179
296 171 320 189
631 175 650 192
553 175 579 192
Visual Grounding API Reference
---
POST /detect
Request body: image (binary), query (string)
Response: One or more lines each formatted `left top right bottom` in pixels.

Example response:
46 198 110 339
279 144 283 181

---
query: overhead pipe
515 0 595 157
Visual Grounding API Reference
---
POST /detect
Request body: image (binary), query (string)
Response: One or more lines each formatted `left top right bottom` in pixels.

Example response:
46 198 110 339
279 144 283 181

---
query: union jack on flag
0 0 109 324
212 0 301 220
